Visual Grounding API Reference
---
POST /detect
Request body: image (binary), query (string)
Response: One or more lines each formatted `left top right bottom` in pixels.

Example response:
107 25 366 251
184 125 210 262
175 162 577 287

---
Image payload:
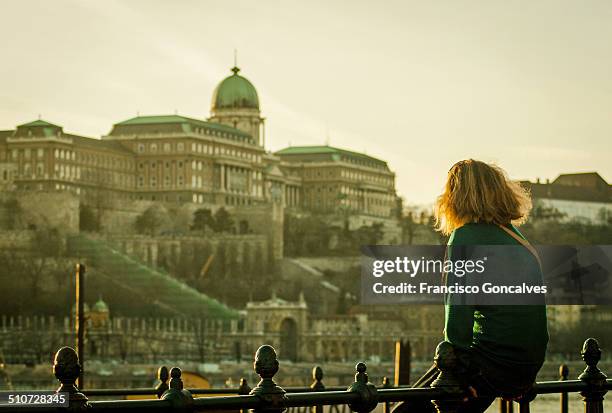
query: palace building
275 146 396 218
0 65 399 234
522 172 612 224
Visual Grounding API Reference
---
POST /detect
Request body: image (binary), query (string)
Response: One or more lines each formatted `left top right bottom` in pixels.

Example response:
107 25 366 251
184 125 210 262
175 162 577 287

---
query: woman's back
445 223 549 391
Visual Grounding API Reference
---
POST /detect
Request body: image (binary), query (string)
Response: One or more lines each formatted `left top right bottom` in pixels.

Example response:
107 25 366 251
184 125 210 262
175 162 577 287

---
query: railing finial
311 366 324 391
347 362 378 413
578 338 607 412
355 362 368 383
311 366 325 413
155 366 169 398
169 367 183 390
430 341 463 413
250 345 287 413
559 364 569 381
580 338 602 372
253 345 279 379
239 377 252 395
382 377 392 413
53 346 89 408
162 366 193 408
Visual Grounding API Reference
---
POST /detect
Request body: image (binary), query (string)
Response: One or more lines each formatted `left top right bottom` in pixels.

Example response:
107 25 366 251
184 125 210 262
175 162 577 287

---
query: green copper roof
112 114 252 139
116 115 192 126
276 146 340 155
18 119 61 128
15 119 63 138
211 67 259 111
275 145 388 166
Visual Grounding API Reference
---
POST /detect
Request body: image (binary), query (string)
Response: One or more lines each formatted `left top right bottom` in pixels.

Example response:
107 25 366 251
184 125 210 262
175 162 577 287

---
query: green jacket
444 223 549 371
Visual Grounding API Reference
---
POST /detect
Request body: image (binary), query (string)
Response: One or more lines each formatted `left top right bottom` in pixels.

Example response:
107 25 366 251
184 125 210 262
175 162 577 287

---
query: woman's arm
444 303 475 349
443 242 475 349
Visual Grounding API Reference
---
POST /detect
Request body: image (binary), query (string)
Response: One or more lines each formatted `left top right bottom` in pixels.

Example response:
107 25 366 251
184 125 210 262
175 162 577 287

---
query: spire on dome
231 49 240 75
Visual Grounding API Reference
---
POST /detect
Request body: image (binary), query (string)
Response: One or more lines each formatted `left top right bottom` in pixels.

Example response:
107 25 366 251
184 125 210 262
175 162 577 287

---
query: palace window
138 143 145 153
164 143 171 152
177 142 184 151
150 143 158 152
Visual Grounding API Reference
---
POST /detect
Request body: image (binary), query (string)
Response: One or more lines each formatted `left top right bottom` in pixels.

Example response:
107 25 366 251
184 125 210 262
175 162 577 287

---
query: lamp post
75 263 86 389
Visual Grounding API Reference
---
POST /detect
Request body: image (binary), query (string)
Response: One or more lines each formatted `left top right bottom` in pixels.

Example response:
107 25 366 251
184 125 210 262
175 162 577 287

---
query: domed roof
92 297 109 312
211 66 259 111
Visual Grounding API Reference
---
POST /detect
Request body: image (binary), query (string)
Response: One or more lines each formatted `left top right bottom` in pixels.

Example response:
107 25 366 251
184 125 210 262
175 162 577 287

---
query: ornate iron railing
1 338 610 413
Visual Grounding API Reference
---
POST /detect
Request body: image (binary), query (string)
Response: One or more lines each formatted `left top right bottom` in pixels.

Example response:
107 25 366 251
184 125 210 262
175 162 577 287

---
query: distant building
275 146 397 218
547 305 612 330
0 66 269 207
522 172 612 224
0 296 442 364
0 65 400 240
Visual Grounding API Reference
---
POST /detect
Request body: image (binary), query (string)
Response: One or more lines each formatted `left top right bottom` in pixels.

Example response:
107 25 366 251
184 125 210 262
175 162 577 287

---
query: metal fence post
382 376 392 413
161 367 194 411
430 342 463 413
53 346 89 410
394 340 411 386
311 366 324 413
578 338 607 413
250 345 287 413
155 366 169 399
75 263 86 390
559 364 569 413
347 362 378 413
239 378 252 395
498 398 507 413
239 378 252 413
518 388 536 413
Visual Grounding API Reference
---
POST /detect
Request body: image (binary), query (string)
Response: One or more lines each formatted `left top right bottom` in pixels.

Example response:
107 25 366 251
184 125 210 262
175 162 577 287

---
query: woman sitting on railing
394 159 549 413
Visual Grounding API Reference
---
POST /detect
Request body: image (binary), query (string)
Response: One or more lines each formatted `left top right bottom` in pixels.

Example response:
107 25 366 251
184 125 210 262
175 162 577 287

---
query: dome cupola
208 64 265 145
211 66 260 111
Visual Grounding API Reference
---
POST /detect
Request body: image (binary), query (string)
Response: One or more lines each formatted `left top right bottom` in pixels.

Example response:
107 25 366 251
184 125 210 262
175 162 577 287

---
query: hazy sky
1 0 610 204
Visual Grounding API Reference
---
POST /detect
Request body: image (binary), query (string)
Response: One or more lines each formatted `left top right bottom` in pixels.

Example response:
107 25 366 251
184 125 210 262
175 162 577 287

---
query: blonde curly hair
434 159 532 235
